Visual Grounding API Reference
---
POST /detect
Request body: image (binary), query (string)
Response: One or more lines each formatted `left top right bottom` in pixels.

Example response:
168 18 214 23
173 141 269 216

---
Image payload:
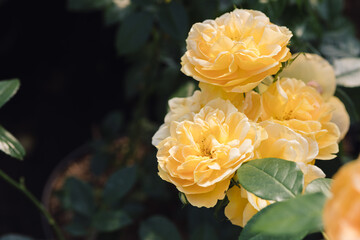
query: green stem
0 169 65 240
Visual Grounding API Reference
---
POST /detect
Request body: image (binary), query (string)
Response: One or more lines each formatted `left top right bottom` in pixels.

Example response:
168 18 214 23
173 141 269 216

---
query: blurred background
0 0 359 239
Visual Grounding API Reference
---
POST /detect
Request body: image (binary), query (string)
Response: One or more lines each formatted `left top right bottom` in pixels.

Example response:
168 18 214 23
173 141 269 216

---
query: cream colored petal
328 96 350 141
279 53 336 101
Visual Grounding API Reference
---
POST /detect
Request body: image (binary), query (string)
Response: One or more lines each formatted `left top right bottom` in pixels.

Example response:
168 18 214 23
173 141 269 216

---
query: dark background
0 0 129 236
0 0 359 238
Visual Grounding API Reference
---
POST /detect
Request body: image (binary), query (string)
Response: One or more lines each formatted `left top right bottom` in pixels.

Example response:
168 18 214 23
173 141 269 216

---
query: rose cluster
152 9 349 227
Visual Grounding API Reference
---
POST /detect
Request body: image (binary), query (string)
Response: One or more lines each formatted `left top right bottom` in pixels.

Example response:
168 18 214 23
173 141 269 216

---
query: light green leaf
0 125 25 160
93 210 132 232
116 12 154 55
139 215 181 240
0 79 20 109
103 166 137 205
305 178 332 197
239 203 307 240
334 58 360 87
251 193 326 235
0 234 33 240
158 1 188 41
64 177 95 216
237 158 304 201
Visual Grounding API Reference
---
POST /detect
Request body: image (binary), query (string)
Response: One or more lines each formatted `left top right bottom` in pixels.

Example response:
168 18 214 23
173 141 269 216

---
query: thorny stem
0 169 65 240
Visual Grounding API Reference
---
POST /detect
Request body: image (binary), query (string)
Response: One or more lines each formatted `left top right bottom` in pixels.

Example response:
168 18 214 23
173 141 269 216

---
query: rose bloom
323 155 360 240
279 53 350 141
279 53 336 101
152 82 261 147
261 78 340 160
225 163 325 227
153 98 266 207
181 9 292 93
255 121 318 164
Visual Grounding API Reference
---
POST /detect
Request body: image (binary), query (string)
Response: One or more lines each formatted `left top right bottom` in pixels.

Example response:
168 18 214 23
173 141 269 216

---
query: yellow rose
152 83 261 146
255 121 318 164
261 78 333 123
323 155 360 240
278 53 350 140
199 82 262 122
225 163 325 227
155 98 266 207
279 53 336 101
261 78 340 160
181 9 292 93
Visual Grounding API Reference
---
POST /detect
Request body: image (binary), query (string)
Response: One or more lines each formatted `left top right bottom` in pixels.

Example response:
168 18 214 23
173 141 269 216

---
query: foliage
238 158 331 239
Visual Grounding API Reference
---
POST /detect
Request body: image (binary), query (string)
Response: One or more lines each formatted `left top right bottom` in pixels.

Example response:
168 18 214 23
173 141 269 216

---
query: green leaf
101 111 123 140
170 81 196 99
0 234 33 240
335 87 360 123
64 213 91 236
64 177 95 216
250 193 326 235
93 210 132 232
103 166 137 205
0 79 20 109
67 0 111 11
103 3 133 26
237 158 304 201
116 12 154 55
239 203 307 240
158 1 188 41
139 215 181 240
305 178 332 197
0 125 25 160
190 224 218 240
334 57 360 88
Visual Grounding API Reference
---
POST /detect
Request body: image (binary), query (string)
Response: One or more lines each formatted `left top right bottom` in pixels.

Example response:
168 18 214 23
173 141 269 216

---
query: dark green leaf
64 177 95 216
90 150 112 175
103 166 137 205
0 79 20 109
101 111 123 140
116 12 154 55
305 178 332 197
103 3 134 26
67 0 111 11
0 234 33 240
139 215 181 240
190 224 218 240
170 81 196 99
158 1 188 41
239 202 307 240
93 210 132 232
251 193 326 235
0 125 25 160
237 158 304 201
64 213 91 236
335 87 360 123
